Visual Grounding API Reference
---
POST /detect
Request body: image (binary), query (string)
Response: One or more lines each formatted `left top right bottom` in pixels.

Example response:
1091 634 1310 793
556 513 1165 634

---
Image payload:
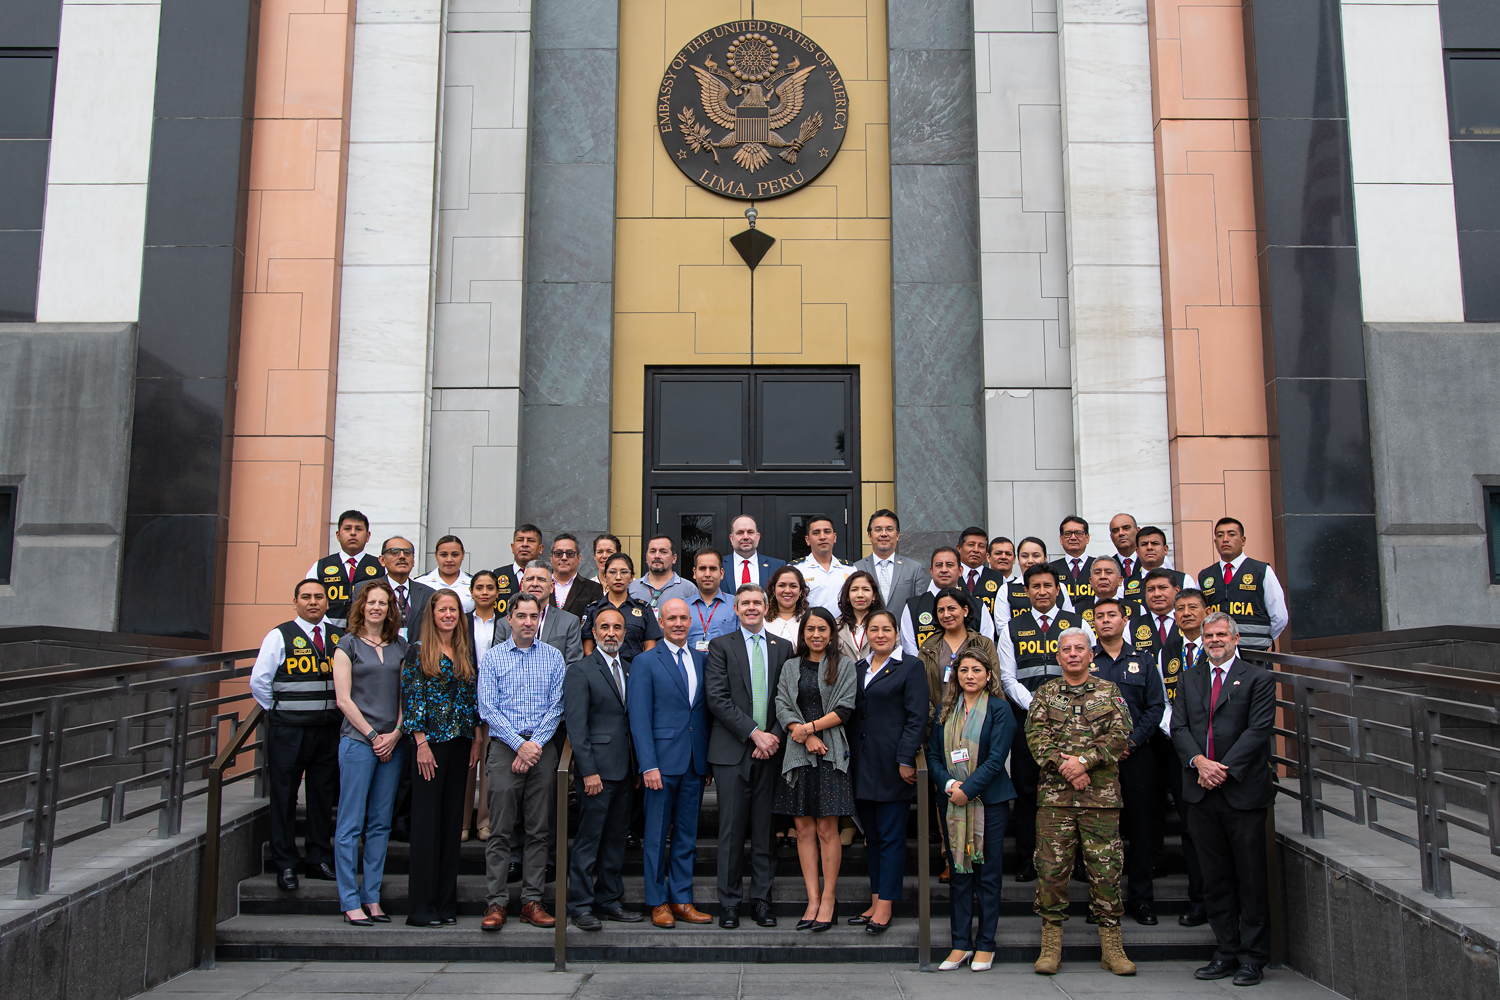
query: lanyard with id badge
695 599 723 652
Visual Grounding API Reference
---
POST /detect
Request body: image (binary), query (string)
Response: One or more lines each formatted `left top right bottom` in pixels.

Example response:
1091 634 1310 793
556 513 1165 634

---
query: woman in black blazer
926 643 1016 971
847 609 929 935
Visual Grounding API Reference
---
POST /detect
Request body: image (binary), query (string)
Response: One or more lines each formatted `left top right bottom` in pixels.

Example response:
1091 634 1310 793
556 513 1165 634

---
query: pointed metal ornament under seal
730 205 775 270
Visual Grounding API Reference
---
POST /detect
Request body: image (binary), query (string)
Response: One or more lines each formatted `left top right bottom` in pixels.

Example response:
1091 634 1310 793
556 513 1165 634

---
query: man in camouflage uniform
1025 627 1137 976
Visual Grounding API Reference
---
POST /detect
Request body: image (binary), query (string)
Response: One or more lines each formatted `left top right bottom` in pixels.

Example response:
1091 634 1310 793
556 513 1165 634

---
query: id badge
695 640 710 652
950 747 970 765
942 667 953 683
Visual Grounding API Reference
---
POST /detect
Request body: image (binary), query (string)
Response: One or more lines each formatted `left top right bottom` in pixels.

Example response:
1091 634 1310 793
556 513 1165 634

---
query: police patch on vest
292 636 308 648
1167 658 1180 674
1127 663 1139 673
985 580 998 592
918 612 933 625
1242 573 1253 585
1057 619 1070 630
1134 624 1152 643
632 608 643 617
366 565 377 575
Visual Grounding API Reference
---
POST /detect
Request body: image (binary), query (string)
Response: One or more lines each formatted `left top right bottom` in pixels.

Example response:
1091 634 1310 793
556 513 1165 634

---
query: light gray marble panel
1012 479 1077 539
1032 387 1075 470
428 407 489 530
984 319 1047 387
974 0 1035 32
889 0 972 50
441 87 474 211
447 30 520 130
891 282 983 406
979 198 1047 253
433 302 490 388
980 251 1059 320
889 49 978 166
524 163 616 283
521 281 611 406
1018 104 1064 212
891 164 979 284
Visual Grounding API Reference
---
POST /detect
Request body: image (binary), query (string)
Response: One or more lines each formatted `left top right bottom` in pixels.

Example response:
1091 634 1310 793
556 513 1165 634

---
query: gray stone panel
888 50 977 166
890 165 979 283
64 869 151 1000
0 323 135 630
143 851 197 988
521 281 612 406
893 403 986 533
888 0 972 50
523 163 617 285
532 0 617 52
529 49 618 165
519 403 611 543
891 282 982 405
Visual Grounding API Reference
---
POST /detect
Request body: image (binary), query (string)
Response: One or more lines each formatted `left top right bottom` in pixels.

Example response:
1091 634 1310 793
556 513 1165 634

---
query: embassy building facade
0 0 1497 649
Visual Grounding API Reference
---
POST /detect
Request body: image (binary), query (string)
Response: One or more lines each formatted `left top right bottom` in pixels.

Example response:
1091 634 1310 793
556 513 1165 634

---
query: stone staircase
215 785 1217 963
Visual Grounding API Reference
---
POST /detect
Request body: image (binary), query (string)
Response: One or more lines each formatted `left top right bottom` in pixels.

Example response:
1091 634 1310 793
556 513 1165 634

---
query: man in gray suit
562 606 643 929
495 563 585 666
352 536 434 638
854 509 929 624
704 584 794 929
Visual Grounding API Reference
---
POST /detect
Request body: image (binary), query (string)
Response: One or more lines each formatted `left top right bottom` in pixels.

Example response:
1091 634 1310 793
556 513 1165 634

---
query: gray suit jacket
854 554 930 624
352 577 434 637
704 629 793 767
564 651 633 782
495 606 585 666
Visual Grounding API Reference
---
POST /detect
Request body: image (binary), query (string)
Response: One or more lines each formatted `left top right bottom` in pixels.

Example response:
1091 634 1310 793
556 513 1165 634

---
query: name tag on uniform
949 748 970 764
942 667 953 683
695 640 710 652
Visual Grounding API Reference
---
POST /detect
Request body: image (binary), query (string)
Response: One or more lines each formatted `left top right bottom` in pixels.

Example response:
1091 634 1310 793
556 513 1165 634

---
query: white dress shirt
304 546 380 581
765 614 802 644
661 638 696 703
795 554 856 614
732 553 762 588
995 606 1095 711
471 610 498 653
414 569 474 612
898 580 997 656
860 647 904 688
1214 553 1289 638
250 616 334 710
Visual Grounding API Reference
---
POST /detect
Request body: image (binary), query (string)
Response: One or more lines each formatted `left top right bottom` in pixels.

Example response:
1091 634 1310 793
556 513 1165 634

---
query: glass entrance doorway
644 367 861 566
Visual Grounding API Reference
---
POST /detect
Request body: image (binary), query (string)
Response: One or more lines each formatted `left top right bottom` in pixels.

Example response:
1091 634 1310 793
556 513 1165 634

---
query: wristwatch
367 728 378 742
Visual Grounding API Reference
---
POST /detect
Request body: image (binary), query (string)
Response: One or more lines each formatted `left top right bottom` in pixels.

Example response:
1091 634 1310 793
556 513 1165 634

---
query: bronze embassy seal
658 20 848 200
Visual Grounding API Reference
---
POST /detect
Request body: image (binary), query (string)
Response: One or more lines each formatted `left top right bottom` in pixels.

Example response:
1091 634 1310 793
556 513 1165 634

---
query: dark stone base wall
1280 835 1500 1000
0 806 266 1000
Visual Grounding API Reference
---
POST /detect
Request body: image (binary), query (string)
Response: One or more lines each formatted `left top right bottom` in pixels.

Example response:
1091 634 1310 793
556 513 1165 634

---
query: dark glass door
652 492 855 565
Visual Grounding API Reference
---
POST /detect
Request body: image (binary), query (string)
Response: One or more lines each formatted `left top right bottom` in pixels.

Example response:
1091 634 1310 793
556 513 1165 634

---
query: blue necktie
675 648 690 693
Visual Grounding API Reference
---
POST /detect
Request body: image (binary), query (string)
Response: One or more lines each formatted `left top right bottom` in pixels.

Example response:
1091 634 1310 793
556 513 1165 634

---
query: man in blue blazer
722 515 785 595
626 597 714 928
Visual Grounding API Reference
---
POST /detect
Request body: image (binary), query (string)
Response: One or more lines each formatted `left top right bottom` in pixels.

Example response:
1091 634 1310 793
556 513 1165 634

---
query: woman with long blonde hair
400 590 482 926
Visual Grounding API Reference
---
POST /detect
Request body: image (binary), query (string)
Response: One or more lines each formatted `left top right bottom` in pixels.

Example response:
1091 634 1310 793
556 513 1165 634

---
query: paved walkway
145 960 1341 999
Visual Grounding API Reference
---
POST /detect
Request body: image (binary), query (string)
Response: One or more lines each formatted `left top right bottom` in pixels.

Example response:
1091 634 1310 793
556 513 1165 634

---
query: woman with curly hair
763 564 810 644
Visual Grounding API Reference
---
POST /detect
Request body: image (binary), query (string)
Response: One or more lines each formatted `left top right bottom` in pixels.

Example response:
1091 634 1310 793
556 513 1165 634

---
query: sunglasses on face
552 549 578 558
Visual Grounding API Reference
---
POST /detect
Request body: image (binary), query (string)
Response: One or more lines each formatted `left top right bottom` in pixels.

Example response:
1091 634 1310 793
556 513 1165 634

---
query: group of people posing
249 506 1285 986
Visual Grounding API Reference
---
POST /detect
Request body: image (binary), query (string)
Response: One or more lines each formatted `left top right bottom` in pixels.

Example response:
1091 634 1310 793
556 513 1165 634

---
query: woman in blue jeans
331 579 408 924
926 643 1016 971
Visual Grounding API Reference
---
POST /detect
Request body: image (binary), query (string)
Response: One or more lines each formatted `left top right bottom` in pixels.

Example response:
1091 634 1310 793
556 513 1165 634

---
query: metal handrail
198 704 265 969
915 751 930 972
553 738 573 972
1242 647 1500 898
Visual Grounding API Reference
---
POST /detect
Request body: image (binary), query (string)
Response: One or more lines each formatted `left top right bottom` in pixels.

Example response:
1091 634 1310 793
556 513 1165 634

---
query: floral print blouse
400 641 479 743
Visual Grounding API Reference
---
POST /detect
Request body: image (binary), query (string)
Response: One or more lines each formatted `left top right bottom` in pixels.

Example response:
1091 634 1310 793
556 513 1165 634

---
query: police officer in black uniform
957 526 1008 621
249 579 344 890
492 523 544 615
1195 517 1288 651
1125 526 1184 608
1081 558 1151 649
1090 596 1166 925
996 563 1095 880
900 546 993 654
308 510 384 628
580 552 662 665
1049 516 1096 613
1154 587 1210 926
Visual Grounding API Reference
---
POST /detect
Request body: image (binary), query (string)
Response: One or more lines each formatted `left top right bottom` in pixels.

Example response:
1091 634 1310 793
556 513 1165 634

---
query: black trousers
567 775 633 916
1152 731 1204 905
1119 741 1159 904
715 752 779 907
1187 788 1269 967
266 722 339 871
1009 703 1040 866
406 736 472 924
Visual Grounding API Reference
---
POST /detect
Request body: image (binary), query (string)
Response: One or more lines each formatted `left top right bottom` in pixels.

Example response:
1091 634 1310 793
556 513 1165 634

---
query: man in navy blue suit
626 597 714 928
722 516 785 595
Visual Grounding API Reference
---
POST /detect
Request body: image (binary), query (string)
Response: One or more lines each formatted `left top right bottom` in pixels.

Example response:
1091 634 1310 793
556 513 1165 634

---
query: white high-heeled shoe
939 951 974 971
970 953 995 972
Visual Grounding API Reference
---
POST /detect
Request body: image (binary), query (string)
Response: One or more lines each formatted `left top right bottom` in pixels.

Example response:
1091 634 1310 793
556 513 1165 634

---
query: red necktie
1224 562 1234 587
311 624 325 656
1124 557 1133 577
1158 616 1169 645
741 559 751 585
346 556 357 581
1206 667 1224 759
1039 614 1050 632
967 569 977 594
1070 559 1081 582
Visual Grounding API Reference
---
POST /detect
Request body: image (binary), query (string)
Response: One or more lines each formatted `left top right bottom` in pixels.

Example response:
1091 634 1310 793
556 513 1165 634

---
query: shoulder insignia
330 633 340 645
365 565 377 575
632 608 643 617
918 612 933 625
985 580 998 592
292 636 308 648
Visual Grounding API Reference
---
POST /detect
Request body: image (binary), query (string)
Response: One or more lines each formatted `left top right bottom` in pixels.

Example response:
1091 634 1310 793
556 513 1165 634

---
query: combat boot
1034 922 1063 975
1099 924 1136 975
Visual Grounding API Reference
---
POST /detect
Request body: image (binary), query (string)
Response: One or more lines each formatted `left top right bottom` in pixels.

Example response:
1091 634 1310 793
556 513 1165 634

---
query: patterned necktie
396 584 409 618
750 634 767 731
741 558 751 584
1206 667 1225 759
346 556 356 581
1124 557 1133 577
611 658 625 700
310 624 324 655
877 559 893 599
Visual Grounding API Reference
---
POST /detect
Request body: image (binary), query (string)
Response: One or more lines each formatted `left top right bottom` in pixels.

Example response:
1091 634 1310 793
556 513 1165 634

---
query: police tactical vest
317 553 384 622
1006 579 1031 618
1122 567 1184 611
961 566 1006 618
269 621 343 726
492 566 521 616
1009 609 1075 691
1197 558 1273 650
909 590 980 649
1125 606 1170 663
1157 634 1187 704
1049 556 1096 610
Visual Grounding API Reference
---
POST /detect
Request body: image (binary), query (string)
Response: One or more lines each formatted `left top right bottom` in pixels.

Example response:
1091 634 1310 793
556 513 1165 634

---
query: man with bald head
626 597 713 927
722 515 785 594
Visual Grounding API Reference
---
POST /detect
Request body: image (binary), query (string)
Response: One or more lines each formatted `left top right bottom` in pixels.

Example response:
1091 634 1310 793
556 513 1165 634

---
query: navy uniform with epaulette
1091 641 1165 913
1196 559 1273 650
580 596 663 666
316 552 384 627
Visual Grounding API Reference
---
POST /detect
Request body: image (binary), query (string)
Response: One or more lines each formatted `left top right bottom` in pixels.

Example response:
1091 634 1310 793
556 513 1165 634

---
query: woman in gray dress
773 606 856 932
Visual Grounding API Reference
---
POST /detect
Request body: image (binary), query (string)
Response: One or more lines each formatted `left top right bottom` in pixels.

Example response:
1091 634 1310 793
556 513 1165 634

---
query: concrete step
239 871 1200 917
215 911 1217 964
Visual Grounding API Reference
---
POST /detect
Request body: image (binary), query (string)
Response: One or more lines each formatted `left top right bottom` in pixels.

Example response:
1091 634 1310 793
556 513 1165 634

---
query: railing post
1293 679 1319 837
554 740 572 973
1423 705 1453 898
916 756 930 973
199 759 225 970
16 704 54 900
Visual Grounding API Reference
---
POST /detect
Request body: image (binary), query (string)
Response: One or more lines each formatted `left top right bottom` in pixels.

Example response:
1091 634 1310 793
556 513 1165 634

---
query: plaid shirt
477 636 566 750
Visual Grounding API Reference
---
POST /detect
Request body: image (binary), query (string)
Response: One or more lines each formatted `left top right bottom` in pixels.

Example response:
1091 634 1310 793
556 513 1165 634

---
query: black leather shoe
1133 903 1158 926
1179 906 1209 927
864 919 889 935
600 906 644 923
304 862 337 881
406 916 442 927
277 869 299 891
507 860 521 883
1086 913 1097 924
719 905 740 929
1015 864 1037 883
1195 958 1239 980
810 918 833 932
365 908 391 923
626 832 641 849
441 916 457 924
1232 966 1263 986
796 918 814 931
572 911 603 931
847 914 869 926
752 900 777 927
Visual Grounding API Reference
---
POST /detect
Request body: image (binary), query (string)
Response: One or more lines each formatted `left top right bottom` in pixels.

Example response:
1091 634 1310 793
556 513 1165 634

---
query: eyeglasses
552 549 578 559
1061 530 1087 539
383 547 414 556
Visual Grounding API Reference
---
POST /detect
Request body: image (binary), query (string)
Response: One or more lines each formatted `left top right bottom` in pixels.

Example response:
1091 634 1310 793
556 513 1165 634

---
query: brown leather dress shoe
481 904 506 932
520 901 555 927
652 904 676 928
669 903 713 923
